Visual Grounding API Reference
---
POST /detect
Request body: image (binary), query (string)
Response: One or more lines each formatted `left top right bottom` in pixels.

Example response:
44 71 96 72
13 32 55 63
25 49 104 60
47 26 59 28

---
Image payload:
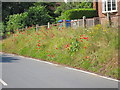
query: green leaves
6 5 51 33
57 8 97 20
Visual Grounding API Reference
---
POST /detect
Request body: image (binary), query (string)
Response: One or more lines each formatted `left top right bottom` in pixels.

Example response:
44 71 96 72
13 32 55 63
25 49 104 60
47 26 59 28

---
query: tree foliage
54 2 93 16
6 5 51 32
2 2 34 21
26 5 51 26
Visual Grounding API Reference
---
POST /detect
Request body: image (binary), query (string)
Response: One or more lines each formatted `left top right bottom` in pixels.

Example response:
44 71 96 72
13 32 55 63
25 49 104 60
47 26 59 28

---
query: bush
57 8 97 20
25 6 51 26
6 5 51 33
6 12 28 32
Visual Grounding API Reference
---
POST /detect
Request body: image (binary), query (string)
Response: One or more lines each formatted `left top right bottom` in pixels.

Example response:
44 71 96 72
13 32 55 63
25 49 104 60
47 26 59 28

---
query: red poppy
84 47 87 49
80 40 83 42
38 40 40 42
48 55 50 56
56 48 58 49
83 37 88 40
80 35 85 37
37 44 41 47
65 44 70 48
80 37 83 39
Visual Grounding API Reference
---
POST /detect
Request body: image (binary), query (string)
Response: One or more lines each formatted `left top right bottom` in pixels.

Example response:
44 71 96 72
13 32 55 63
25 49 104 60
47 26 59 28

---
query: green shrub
25 6 51 26
6 12 28 32
6 5 51 33
57 8 97 20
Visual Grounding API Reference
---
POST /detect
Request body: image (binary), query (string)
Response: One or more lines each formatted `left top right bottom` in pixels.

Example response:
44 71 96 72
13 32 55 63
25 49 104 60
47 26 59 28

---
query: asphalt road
0 53 119 88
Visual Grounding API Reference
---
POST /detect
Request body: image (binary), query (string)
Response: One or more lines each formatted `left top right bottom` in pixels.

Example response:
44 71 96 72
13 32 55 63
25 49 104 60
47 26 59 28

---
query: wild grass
1 24 119 79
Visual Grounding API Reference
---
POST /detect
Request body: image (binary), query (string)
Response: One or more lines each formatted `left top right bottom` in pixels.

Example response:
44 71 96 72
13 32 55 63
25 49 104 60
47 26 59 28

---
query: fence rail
18 17 100 31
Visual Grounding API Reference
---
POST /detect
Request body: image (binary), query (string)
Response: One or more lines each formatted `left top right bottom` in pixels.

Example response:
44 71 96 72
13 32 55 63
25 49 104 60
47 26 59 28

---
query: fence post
25 26 27 30
78 19 80 27
63 20 66 28
107 13 111 27
36 24 38 32
93 18 95 26
83 16 86 28
48 22 50 29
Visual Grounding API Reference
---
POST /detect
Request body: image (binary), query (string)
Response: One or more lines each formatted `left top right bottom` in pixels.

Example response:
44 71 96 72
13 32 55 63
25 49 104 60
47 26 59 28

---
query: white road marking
65 67 120 82
1 52 120 82
0 79 7 86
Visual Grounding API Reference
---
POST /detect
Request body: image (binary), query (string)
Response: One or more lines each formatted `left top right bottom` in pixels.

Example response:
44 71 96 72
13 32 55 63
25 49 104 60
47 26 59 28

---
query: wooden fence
18 16 100 31
71 17 100 29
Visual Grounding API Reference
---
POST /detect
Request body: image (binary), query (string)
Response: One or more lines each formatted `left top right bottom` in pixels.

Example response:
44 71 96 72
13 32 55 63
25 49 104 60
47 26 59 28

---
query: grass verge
1 25 119 80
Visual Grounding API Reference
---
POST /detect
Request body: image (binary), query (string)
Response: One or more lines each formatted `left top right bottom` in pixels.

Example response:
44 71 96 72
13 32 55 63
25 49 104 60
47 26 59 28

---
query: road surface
0 53 119 88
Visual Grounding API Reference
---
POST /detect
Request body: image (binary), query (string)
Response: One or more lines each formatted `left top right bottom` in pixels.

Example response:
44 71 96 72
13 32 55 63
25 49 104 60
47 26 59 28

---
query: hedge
57 8 98 20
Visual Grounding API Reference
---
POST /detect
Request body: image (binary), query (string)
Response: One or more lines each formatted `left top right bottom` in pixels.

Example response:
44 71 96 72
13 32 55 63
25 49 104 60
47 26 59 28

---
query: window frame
102 0 118 13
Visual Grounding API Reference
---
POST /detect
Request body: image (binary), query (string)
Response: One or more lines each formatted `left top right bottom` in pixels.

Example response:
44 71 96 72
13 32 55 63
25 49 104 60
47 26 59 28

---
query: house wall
94 0 120 26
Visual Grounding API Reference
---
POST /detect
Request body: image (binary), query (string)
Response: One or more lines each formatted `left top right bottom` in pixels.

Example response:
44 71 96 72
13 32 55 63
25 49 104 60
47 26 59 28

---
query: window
102 0 117 13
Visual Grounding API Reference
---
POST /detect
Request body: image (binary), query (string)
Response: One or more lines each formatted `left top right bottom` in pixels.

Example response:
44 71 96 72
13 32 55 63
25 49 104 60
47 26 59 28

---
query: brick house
93 0 120 27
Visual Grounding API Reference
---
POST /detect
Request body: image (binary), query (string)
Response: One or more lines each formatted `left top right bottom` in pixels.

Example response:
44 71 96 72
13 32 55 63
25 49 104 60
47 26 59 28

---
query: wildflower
56 48 58 49
103 30 107 32
36 33 40 35
36 48 40 49
84 47 87 49
65 44 70 48
80 35 85 37
83 37 88 40
47 28 50 30
37 44 41 47
48 55 51 56
38 40 40 42
80 40 83 42
52 55 55 57
85 56 90 59
80 37 83 39
83 37 89 41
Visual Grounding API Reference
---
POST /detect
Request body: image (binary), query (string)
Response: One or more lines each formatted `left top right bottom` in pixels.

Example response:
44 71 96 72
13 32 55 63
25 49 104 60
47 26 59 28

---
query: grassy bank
1 25 119 79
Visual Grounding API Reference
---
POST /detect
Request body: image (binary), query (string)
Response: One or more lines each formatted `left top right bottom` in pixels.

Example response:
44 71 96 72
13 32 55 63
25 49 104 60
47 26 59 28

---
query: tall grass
1 25 119 79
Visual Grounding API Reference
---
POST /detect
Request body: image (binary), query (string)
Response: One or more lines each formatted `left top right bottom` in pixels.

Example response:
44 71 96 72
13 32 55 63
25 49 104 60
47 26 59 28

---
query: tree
6 5 51 32
33 2 58 23
25 5 51 26
2 2 34 21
